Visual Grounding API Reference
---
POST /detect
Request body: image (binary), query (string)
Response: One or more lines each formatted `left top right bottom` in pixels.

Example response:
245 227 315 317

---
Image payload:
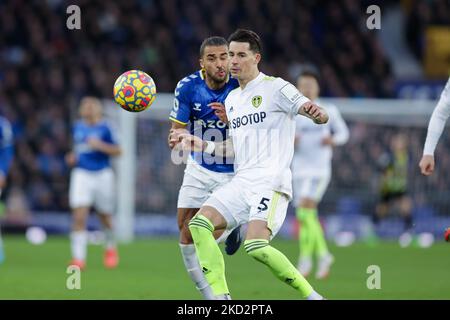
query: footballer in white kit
420 77 450 176
172 29 328 300
202 71 310 237
292 70 349 279
293 102 348 202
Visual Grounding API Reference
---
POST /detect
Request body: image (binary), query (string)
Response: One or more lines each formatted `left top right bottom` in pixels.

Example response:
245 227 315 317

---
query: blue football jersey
0 116 14 177
73 120 118 171
169 70 238 173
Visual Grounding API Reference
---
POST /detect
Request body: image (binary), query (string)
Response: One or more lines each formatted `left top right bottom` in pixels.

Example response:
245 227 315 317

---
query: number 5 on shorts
257 197 270 213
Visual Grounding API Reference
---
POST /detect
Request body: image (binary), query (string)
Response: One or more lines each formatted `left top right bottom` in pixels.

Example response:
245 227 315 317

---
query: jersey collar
242 72 265 92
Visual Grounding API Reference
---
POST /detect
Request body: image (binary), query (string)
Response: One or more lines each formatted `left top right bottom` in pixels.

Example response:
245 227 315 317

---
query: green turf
0 235 449 299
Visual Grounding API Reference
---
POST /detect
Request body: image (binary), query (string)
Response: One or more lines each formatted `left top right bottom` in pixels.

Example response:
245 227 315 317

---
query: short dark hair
298 68 321 84
199 36 228 57
227 29 262 54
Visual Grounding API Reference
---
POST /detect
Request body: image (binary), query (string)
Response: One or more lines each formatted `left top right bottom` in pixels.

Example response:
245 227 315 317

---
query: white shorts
69 167 115 214
203 175 289 240
292 175 331 205
177 162 234 208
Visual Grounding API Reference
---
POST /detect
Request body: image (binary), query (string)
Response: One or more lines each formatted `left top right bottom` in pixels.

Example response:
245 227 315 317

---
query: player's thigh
177 169 212 209
72 206 90 223
202 178 250 231
394 193 412 215
249 190 289 240
69 168 94 209
93 169 116 214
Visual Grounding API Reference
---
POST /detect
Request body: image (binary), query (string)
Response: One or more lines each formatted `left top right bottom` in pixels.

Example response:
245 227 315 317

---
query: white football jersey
224 72 310 199
292 101 349 177
423 77 450 155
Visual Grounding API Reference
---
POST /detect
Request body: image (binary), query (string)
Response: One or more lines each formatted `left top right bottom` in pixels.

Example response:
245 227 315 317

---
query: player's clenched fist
419 154 435 176
299 101 329 124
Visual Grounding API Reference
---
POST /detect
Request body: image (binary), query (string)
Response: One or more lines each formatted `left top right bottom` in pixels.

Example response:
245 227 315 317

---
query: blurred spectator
405 0 450 61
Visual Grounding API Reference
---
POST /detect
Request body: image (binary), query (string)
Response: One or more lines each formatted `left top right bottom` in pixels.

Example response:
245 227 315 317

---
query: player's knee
188 214 214 234
179 223 194 244
244 239 269 262
400 207 412 217
376 204 388 217
177 216 187 232
72 215 87 230
300 198 316 209
177 208 198 231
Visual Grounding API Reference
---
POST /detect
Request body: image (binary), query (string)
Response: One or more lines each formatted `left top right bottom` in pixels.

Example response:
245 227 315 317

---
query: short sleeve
273 78 310 117
169 80 191 125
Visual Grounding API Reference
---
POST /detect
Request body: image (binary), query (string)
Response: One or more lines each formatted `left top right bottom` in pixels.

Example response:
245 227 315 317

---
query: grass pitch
0 235 449 300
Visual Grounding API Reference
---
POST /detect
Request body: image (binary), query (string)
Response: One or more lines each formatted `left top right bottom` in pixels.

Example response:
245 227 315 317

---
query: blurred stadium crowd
0 0 449 224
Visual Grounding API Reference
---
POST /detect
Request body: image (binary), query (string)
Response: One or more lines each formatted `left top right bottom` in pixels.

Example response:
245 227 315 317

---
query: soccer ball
113 70 156 112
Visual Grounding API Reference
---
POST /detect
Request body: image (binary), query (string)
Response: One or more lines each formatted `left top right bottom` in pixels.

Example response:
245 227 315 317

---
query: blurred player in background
172 29 328 300
293 69 349 279
372 133 414 247
419 77 450 176
167 36 242 300
66 97 121 270
0 116 14 264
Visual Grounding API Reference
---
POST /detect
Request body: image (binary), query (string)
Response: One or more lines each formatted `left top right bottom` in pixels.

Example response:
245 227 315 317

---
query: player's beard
206 70 227 85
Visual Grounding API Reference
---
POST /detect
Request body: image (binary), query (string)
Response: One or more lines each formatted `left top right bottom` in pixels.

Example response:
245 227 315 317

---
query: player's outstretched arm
326 105 349 146
420 79 450 176
169 129 234 157
87 138 122 156
168 121 188 149
298 101 329 124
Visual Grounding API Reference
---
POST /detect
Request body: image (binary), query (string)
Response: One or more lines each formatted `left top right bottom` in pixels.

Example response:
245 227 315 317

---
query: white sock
103 229 116 249
179 243 215 300
70 230 88 261
306 290 324 300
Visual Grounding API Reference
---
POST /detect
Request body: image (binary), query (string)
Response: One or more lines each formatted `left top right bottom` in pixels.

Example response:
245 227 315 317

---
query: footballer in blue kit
168 36 242 300
0 116 14 264
66 97 121 270
169 69 237 174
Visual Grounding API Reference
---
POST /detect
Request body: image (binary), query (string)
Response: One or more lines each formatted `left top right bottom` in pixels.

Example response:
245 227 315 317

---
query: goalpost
105 94 176 242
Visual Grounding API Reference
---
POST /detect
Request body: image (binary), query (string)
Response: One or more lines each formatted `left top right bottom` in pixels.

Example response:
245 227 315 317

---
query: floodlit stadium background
0 0 449 300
